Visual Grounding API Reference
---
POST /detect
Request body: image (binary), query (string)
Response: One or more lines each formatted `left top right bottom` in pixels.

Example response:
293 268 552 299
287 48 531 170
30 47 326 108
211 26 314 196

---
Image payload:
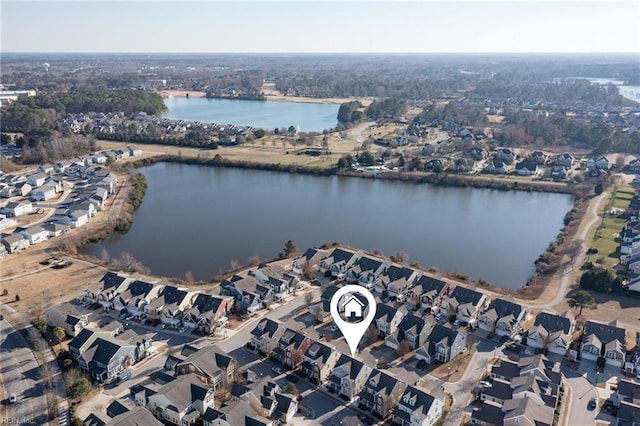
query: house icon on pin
343 295 366 321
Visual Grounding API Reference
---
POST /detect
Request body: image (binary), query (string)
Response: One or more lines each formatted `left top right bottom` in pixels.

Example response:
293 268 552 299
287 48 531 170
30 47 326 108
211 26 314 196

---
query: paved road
0 316 49 425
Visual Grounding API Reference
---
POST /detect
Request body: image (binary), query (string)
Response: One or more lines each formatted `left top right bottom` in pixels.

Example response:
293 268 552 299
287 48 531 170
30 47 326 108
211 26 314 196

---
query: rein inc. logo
330 285 376 357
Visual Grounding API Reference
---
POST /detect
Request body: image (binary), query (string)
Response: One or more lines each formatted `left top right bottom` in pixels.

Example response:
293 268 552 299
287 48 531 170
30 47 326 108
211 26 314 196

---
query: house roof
533 311 572 334
363 370 404 397
426 324 464 348
397 314 427 341
147 285 189 310
279 328 308 350
177 344 234 378
251 318 284 339
350 255 384 274
106 406 162 426
618 379 640 399
153 374 211 413
449 286 484 307
187 293 228 317
99 272 131 291
484 298 524 320
471 400 505 425
481 378 513 401
491 359 520 380
305 341 334 364
1 233 27 244
502 395 553 426
396 385 439 416
415 275 447 294
332 354 368 380
382 265 415 282
375 303 405 323
583 320 626 347
324 248 357 265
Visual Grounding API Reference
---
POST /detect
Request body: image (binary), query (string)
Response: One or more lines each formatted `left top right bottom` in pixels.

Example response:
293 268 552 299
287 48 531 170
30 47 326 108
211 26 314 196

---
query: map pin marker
330 285 377 357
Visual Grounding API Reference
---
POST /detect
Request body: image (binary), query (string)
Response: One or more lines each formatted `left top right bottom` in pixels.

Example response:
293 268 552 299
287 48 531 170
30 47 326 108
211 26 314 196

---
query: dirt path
533 191 608 310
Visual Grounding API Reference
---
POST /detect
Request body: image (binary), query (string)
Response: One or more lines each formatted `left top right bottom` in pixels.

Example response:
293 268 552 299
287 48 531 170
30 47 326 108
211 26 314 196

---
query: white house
526 311 575 356
26 173 48 187
0 215 17 232
1 233 30 253
31 185 57 201
18 225 49 245
393 386 444 426
3 201 34 217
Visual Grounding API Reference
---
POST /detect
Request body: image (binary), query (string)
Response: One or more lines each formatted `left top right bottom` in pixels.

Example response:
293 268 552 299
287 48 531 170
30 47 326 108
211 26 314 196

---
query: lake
578 77 640 103
163 96 340 132
84 163 574 289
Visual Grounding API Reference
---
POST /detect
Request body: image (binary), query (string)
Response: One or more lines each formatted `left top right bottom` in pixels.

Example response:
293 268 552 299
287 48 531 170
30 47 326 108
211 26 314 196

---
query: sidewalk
0 302 69 426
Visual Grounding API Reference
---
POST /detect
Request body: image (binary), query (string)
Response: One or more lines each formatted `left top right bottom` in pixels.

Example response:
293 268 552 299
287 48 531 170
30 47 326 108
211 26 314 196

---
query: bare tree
248 255 261 266
63 367 83 391
304 292 315 306
366 324 378 344
46 390 58 420
184 271 195 283
342 415 362 426
99 248 111 263
230 260 240 271
302 261 314 281
391 250 409 265
615 154 626 170
565 239 585 262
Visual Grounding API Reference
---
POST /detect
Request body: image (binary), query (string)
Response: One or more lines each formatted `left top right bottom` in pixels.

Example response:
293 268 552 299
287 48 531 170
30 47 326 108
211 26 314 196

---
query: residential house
37 164 55 175
454 158 476 173
14 182 32 197
375 303 407 337
478 298 528 337
26 173 48 187
393 386 444 426
175 345 238 389
221 275 272 313
31 185 57 201
3 201 34 217
181 293 233 334
68 328 148 382
45 303 89 337
586 156 611 170
249 265 297 301
292 247 327 275
146 374 215 425
468 147 488 161
319 247 359 277
250 319 286 356
416 324 467 364
202 399 273 426
407 275 450 310
346 255 387 290
580 320 627 367
490 355 562 386
1 233 30 253
301 342 339 384
91 152 108 164
273 328 312 368
440 286 489 323
529 151 547 165
145 285 195 326
0 216 17 232
381 265 419 298
495 148 515 163
18 224 49 245
514 161 538 176
424 158 446 171
114 279 162 316
358 370 407 419
43 222 70 238
526 311 575 355
550 165 570 180
612 379 640 425
82 271 134 309
629 159 640 173
483 160 507 175
554 153 574 167
327 355 373 402
471 396 554 426
386 314 434 351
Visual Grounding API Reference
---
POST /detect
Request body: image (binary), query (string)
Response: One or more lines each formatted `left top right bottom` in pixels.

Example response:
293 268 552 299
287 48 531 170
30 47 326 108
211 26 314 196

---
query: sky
1 1 639 53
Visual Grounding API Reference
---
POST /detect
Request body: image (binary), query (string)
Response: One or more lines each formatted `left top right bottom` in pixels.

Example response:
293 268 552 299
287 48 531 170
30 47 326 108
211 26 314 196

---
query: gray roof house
250 319 286 356
300 341 340 384
580 320 627 367
526 311 575 355
478 298 528 337
440 286 489 323
358 370 407 419
393 385 444 426
326 354 373 402
146 374 215 425
416 323 467 364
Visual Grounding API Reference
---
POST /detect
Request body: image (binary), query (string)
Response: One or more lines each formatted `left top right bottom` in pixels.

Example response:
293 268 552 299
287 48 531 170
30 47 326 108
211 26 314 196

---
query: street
0 317 49 425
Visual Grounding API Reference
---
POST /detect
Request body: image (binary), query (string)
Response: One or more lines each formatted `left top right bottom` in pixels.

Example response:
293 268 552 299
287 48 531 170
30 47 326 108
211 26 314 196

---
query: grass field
587 185 633 268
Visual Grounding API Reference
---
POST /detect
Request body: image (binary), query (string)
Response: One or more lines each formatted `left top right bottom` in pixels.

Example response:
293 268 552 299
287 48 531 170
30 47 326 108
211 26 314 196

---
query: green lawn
588 186 634 268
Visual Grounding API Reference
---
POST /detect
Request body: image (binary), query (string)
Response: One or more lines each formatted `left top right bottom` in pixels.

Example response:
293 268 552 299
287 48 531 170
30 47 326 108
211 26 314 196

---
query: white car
179 327 187 333
272 366 284 375
9 393 16 404
330 325 339 332
637 369 640 380
435 312 445 321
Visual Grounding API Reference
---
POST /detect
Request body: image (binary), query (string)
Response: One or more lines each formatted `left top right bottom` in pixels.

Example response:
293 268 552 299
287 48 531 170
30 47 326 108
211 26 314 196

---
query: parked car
160 323 167 330
288 374 299 383
330 325 339 332
179 327 187 333
435 312 445 321
453 319 461 328
9 393 16 404
588 398 597 410
499 335 510 343
272 366 284 375
416 359 426 370
114 370 132 385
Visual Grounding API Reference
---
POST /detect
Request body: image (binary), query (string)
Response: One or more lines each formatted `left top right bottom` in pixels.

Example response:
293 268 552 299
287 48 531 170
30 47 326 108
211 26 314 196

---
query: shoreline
157 89 372 105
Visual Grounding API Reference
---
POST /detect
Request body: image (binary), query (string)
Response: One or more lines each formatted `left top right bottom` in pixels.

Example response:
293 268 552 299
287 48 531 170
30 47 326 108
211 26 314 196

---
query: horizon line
2 51 640 55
